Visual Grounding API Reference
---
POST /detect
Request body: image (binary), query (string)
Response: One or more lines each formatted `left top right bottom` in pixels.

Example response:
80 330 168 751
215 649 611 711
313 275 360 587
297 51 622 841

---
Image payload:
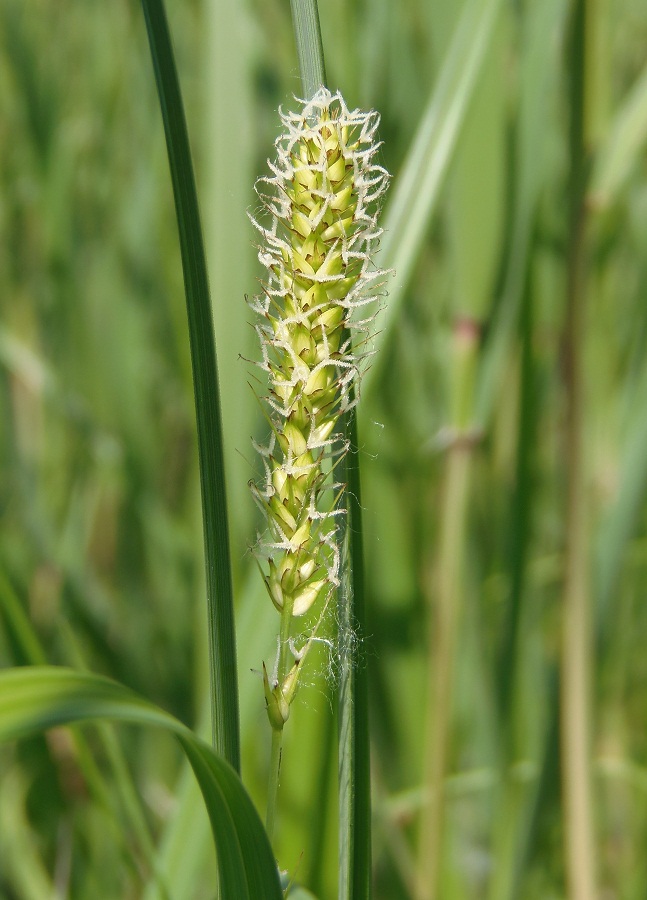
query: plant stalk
264 593 294 842
416 320 478 900
338 406 372 900
560 0 596 896
265 727 283 843
487 288 536 900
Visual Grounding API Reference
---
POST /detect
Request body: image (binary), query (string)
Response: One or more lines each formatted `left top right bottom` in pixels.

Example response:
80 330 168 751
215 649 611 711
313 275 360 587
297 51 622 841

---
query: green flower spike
250 88 389 731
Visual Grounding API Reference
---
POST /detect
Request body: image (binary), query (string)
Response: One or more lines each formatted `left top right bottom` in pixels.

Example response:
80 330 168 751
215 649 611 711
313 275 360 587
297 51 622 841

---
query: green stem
289 0 327 100
416 323 478 900
561 0 596 895
487 290 536 900
265 726 283 843
338 406 372 900
416 445 472 900
265 593 294 844
277 597 295 693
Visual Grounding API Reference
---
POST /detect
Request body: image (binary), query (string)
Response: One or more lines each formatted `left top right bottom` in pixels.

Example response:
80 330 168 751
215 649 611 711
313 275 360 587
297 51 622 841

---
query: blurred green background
3 0 647 897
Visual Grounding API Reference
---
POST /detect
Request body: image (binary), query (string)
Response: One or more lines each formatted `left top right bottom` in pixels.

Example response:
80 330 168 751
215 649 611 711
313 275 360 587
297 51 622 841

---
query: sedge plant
7 0 647 896
248 87 390 841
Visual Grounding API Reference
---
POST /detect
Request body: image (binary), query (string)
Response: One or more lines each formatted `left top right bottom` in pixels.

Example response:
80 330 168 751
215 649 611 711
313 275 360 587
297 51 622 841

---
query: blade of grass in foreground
140 0 240 769
0 667 281 900
0 572 166 894
289 3 372 896
142 567 280 900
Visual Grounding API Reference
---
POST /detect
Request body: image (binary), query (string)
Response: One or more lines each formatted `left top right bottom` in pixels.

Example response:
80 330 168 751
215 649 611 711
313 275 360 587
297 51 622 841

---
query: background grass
3 0 647 897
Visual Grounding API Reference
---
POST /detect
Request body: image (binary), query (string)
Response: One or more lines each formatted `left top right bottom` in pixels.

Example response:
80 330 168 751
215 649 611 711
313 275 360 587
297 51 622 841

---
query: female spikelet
249 88 389 730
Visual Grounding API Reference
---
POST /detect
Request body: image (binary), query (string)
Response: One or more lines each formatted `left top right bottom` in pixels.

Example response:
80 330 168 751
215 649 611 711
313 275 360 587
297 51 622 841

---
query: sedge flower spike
249 88 389 731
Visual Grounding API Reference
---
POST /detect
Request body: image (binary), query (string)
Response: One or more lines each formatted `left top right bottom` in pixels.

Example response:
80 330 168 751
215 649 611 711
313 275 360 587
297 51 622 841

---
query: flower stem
264 595 294 843
265 726 283 843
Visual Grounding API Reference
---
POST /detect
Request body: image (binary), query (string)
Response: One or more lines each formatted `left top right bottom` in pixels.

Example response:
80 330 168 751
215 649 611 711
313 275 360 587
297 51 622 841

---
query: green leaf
139 0 240 768
474 0 565 428
0 666 282 900
591 60 647 206
366 0 503 394
142 569 281 900
289 0 327 100
595 367 647 638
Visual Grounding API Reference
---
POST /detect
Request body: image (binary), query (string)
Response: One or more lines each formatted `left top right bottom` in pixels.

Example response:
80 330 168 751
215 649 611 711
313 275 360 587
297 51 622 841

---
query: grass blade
365 0 503 394
0 574 167 893
289 0 327 99
595 367 647 635
139 0 240 769
474 0 565 427
0 667 281 900
590 59 647 206
487 284 538 900
338 408 372 900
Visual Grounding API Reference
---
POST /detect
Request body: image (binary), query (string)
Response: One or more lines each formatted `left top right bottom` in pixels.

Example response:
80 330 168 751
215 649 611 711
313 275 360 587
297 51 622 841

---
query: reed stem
560 0 596 896
416 320 478 900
